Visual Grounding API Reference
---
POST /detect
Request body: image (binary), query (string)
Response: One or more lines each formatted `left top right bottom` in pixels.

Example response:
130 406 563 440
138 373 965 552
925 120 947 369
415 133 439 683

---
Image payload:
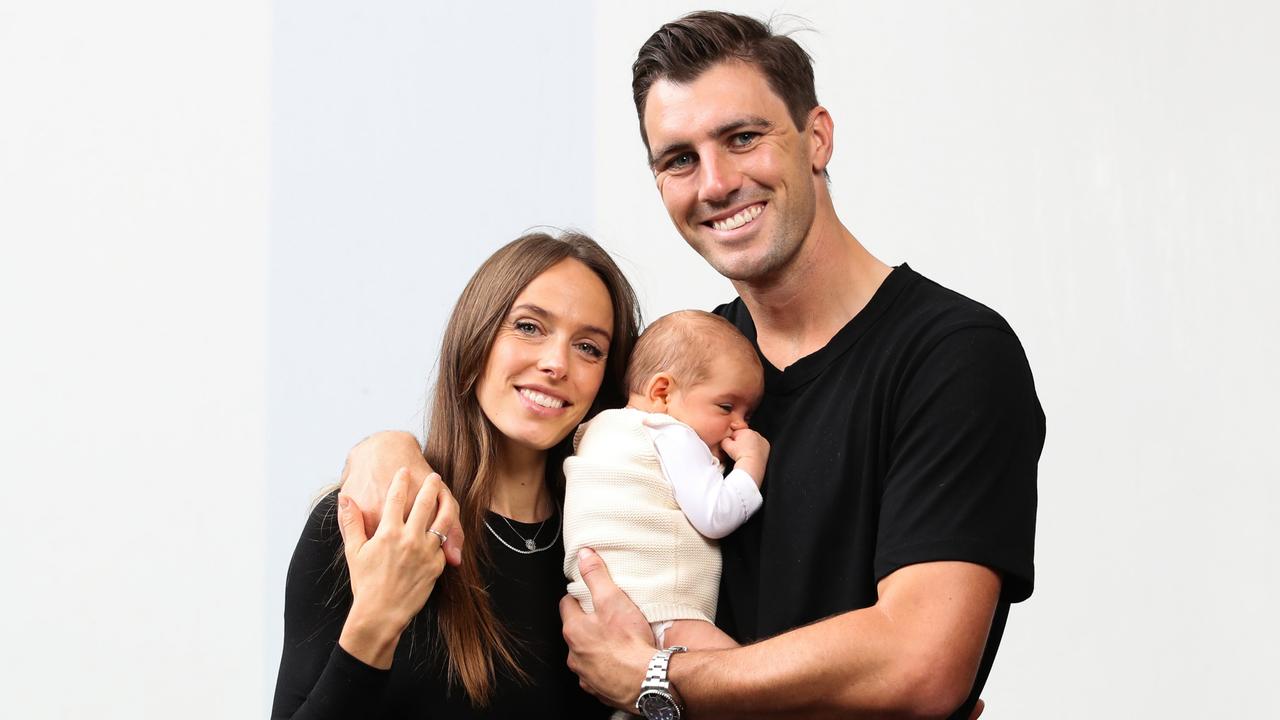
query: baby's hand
721 427 769 487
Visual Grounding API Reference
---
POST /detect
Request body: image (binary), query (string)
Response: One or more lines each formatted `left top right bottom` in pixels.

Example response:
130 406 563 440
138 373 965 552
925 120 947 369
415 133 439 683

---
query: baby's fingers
721 434 743 459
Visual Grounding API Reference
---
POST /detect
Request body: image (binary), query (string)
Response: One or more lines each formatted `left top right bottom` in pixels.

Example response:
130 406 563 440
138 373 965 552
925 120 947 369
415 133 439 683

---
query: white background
2 1 1277 717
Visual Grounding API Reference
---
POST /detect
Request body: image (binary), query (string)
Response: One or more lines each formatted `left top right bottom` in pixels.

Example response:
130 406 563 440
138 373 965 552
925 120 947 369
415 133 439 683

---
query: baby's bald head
625 310 762 396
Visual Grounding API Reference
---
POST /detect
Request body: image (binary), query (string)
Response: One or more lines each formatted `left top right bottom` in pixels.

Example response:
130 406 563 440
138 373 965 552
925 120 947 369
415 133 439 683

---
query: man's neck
734 207 891 371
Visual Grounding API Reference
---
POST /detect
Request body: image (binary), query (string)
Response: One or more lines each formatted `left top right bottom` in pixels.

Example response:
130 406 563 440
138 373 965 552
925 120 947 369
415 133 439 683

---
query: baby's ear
647 373 674 406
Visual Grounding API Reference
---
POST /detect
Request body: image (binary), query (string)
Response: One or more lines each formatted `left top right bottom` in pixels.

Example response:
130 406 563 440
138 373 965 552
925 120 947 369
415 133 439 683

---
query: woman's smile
516 385 570 411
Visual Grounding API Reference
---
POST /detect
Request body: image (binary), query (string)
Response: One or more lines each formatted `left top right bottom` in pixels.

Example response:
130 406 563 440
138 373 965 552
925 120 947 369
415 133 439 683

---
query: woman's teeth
520 388 565 409
711 204 763 231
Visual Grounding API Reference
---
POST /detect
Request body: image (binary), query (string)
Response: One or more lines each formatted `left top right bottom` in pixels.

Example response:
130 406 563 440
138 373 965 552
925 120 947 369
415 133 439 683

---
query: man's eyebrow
649 116 776 168
712 115 774 138
509 303 612 342
649 140 693 168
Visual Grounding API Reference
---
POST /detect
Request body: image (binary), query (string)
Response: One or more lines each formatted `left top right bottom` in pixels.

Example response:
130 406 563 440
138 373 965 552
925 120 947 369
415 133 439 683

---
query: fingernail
578 548 593 560
338 495 350 510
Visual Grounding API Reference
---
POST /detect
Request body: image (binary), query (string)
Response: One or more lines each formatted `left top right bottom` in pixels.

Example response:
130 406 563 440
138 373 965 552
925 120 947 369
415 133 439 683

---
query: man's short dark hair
632 11 819 153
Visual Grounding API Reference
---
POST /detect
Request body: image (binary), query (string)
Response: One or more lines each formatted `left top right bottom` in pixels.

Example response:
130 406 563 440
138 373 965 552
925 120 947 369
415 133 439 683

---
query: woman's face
476 258 615 454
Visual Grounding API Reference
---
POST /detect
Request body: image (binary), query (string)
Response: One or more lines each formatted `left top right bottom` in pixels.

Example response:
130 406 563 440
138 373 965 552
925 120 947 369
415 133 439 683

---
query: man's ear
807 105 834 174
646 373 675 407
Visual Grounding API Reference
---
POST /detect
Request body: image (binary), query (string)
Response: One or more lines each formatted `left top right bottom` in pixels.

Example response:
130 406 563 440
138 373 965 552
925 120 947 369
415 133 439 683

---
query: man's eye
667 153 695 171
732 132 759 147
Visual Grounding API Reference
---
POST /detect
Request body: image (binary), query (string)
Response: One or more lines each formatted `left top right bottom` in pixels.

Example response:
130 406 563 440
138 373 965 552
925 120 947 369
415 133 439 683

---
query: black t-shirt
271 493 608 719
714 264 1043 719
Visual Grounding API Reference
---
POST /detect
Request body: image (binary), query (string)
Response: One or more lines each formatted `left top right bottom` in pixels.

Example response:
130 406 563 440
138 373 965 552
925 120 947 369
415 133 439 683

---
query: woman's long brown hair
425 231 640 706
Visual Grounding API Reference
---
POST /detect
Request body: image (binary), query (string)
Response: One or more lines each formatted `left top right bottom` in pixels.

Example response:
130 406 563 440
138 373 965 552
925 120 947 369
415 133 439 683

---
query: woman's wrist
338 603 405 670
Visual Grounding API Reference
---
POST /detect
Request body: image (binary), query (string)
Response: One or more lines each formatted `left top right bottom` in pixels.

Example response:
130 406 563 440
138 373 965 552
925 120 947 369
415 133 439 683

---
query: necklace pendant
524 539 537 551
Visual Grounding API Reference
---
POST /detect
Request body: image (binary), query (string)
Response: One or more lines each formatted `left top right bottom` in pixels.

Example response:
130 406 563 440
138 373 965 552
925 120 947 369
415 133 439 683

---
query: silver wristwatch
635 645 688 720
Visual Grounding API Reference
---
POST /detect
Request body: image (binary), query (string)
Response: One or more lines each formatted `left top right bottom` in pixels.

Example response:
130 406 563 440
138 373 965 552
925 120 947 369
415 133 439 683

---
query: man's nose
697 152 742 205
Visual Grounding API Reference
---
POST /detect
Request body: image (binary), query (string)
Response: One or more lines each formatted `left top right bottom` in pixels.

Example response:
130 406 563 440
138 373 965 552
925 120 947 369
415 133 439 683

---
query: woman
272 231 642 719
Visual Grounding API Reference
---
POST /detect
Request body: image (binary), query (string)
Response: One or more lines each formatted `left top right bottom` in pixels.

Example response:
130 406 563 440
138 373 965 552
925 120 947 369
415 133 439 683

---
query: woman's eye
514 320 541 336
575 342 605 360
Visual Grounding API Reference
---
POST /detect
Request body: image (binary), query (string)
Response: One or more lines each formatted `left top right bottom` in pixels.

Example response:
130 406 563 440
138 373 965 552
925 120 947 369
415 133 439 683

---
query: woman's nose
537 342 569 379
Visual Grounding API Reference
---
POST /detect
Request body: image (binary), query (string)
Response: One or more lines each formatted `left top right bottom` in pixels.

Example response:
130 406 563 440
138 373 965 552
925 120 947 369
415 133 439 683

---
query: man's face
643 61 818 283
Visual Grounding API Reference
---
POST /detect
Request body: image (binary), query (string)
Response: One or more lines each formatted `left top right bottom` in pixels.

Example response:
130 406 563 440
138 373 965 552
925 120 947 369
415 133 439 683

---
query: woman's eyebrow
510 304 611 342
509 303 549 318
581 324 612 343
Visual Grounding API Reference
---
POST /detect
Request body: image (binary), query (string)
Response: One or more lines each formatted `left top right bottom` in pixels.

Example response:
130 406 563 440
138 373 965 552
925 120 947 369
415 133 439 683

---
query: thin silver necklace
503 512 548 550
484 509 561 554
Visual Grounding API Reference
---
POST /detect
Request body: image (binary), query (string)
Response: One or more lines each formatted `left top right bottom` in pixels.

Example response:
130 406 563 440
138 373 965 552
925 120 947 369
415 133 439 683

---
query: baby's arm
648 423 764 539
720 427 769 488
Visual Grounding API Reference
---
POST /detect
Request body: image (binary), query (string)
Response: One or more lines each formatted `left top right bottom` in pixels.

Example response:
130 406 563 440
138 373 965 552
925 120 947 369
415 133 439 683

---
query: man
556 12 1042 720
346 11 1042 720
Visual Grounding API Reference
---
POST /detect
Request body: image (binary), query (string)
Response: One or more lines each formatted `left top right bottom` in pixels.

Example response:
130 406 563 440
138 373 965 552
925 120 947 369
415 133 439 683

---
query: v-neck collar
737 264 917 394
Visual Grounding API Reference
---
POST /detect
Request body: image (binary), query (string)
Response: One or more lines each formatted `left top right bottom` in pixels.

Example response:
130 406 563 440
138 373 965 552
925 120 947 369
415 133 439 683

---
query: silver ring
427 529 447 547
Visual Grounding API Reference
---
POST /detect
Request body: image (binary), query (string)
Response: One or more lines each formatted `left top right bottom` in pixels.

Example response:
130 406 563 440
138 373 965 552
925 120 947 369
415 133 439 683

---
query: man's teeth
711 204 763 231
519 388 566 409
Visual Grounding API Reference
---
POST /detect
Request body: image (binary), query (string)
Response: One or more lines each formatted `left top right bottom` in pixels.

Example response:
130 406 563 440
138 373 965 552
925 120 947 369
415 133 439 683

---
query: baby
563 310 769 649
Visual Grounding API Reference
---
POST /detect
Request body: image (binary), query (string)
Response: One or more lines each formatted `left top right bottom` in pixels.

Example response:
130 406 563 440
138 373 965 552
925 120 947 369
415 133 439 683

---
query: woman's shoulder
286 488 346 587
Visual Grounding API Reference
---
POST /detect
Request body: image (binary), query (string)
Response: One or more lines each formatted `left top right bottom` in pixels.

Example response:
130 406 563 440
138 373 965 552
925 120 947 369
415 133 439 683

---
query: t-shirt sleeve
875 325 1043 603
647 421 763 539
271 492 392 719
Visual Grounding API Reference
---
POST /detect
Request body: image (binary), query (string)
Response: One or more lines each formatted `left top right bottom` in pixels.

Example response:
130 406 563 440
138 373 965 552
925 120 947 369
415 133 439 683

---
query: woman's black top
272 492 608 719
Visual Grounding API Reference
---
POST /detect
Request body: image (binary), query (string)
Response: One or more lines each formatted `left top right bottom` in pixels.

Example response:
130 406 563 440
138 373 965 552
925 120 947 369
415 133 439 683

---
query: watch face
638 691 679 720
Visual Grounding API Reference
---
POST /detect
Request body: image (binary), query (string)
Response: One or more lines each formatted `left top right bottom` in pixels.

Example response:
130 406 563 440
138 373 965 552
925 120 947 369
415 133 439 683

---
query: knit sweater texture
562 408 721 624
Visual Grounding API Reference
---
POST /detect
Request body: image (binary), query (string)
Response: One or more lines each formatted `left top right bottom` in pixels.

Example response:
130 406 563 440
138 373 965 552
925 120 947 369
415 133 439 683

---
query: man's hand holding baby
721 425 769 487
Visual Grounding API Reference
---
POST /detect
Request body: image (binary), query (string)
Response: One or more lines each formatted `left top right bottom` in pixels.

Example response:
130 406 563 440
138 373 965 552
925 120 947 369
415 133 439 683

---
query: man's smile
702 201 767 233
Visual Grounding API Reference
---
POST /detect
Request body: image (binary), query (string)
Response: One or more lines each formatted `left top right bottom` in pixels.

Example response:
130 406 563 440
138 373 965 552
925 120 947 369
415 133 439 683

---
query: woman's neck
488 440 554 523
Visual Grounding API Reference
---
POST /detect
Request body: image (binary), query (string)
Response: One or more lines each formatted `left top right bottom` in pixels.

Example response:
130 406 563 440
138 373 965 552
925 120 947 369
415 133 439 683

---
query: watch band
636 645 688 719
642 645 687 691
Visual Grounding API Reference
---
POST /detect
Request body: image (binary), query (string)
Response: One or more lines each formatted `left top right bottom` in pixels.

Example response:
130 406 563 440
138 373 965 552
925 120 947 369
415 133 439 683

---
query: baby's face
666 353 764 459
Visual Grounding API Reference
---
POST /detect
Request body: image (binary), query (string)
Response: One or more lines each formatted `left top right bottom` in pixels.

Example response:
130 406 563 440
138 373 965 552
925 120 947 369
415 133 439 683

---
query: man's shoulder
710 265 1023 344
891 265 1018 340
711 297 755 341
711 297 745 321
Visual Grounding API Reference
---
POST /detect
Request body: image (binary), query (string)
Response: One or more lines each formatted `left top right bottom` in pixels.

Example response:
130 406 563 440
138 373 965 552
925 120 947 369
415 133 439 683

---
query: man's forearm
670 562 1000 719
